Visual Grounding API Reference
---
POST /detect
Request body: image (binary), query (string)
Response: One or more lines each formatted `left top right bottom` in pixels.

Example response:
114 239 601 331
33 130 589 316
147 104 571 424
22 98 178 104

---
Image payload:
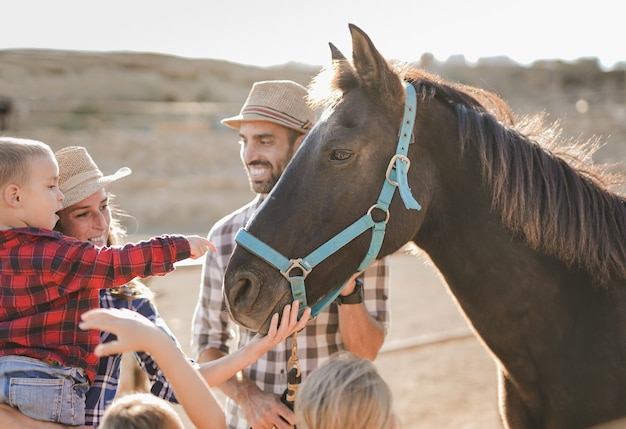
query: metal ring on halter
385 154 412 186
280 258 312 281
367 204 390 224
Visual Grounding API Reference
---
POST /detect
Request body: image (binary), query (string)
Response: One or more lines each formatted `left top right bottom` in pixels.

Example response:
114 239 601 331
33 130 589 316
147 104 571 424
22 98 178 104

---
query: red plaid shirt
0 227 190 383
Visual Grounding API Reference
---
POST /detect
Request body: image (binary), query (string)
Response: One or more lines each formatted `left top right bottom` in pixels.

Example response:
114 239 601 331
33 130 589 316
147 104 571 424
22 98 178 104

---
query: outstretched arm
79 302 310 429
198 302 310 386
80 307 224 429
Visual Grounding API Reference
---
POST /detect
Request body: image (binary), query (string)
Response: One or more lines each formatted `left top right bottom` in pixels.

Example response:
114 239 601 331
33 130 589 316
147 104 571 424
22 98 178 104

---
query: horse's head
223 24 448 333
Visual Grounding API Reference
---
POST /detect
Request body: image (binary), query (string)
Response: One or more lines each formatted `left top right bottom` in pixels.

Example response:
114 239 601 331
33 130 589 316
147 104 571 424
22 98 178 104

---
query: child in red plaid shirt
0 137 213 426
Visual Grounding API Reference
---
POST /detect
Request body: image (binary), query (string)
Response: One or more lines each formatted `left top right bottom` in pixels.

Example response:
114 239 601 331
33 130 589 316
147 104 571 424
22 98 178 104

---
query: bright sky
2 0 623 69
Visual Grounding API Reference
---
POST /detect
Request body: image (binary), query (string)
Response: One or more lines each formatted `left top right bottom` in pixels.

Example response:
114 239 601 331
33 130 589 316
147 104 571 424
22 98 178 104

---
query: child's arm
79 302 310 429
198 302 311 386
79 307 225 429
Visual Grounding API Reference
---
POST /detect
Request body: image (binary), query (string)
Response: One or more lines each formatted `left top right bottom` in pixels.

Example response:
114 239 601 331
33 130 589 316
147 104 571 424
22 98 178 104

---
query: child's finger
289 300 300 325
283 300 301 330
203 238 217 252
271 304 292 338
266 312 280 337
295 307 311 331
93 342 124 357
78 317 117 333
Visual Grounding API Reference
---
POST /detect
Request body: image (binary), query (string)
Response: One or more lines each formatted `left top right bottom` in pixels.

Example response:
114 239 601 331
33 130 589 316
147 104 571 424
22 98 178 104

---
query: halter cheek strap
235 82 420 318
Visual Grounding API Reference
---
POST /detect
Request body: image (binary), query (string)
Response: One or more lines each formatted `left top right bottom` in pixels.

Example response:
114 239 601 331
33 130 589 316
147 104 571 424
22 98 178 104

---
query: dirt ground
148 250 504 429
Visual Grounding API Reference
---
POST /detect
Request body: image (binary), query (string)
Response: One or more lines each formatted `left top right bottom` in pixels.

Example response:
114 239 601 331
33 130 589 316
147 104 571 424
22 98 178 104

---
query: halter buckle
385 154 411 187
281 258 312 281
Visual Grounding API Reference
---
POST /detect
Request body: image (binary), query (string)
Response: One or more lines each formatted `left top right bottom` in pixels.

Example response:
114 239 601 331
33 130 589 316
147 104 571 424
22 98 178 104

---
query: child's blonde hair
99 393 183 429
0 137 53 188
295 352 395 429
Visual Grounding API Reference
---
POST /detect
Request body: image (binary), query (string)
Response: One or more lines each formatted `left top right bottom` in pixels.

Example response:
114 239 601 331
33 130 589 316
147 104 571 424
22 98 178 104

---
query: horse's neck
415 193 556 336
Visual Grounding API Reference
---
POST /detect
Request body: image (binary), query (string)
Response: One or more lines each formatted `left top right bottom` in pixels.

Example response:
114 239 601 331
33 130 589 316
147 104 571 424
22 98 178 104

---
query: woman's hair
295 352 395 429
105 194 154 300
99 393 183 429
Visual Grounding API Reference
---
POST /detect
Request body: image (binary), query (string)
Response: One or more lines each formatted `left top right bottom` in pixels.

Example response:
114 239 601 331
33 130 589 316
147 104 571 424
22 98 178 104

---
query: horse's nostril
228 274 261 312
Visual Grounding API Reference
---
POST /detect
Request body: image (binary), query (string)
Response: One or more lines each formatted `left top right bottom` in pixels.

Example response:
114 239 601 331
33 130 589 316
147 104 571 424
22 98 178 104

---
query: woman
55 146 189 426
0 146 187 428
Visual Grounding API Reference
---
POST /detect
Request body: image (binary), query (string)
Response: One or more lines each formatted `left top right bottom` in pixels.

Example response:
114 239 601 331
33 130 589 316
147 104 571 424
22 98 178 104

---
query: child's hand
79 308 165 356
186 235 216 259
252 301 311 350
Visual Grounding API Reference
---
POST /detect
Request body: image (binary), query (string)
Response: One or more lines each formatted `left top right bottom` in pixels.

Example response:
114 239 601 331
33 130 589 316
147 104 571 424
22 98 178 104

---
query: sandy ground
147 250 504 429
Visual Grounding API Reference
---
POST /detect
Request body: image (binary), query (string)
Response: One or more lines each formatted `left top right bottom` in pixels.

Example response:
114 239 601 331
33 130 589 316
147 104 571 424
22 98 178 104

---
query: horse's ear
329 42 346 61
348 23 403 106
328 41 359 93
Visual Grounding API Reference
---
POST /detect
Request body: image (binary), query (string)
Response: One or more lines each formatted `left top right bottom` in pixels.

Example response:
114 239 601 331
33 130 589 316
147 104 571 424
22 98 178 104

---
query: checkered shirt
0 227 190 384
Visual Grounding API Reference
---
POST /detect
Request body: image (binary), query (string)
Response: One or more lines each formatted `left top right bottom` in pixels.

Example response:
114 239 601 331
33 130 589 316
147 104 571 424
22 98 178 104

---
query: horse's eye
330 150 353 162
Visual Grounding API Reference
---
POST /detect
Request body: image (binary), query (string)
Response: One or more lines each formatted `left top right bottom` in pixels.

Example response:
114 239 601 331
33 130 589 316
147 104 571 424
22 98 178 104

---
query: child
79 302 311 429
295 352 399 429
99 393 185 429
0 137 213 425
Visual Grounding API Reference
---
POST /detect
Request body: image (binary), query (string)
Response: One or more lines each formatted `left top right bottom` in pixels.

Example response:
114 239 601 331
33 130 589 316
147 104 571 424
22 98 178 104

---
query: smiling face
238 121 304 196
18 153 64 230
55 188 111 245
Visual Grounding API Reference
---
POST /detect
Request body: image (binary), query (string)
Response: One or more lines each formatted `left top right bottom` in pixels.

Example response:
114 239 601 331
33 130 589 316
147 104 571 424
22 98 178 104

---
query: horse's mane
408 69 626 285
311 61 626 285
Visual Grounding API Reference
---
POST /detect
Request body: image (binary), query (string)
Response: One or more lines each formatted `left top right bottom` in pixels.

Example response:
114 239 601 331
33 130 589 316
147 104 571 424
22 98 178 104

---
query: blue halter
235 82 421 317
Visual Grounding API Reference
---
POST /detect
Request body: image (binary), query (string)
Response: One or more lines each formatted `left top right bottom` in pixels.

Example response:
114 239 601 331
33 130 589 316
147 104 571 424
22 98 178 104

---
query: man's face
238 121 303 195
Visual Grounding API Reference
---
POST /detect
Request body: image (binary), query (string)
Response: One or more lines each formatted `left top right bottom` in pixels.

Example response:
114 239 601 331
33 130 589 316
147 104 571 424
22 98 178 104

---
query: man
191 80 391 429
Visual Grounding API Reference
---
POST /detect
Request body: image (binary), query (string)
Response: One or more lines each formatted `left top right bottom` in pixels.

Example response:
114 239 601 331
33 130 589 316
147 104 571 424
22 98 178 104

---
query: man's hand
340 271 362 296
240 389 296 429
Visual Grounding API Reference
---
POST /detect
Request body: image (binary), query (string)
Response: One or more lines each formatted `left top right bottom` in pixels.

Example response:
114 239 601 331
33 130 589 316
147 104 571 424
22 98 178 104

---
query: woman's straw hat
221 80 315 133
55 146 131 209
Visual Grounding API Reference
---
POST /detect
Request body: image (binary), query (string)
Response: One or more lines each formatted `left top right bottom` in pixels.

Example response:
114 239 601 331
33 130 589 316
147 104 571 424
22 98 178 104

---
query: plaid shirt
85 289 189 427
0 227 190 384
192 196 391 429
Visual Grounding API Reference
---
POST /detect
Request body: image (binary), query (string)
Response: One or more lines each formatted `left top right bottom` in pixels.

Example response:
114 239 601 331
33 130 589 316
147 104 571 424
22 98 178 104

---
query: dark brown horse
223 24 626 428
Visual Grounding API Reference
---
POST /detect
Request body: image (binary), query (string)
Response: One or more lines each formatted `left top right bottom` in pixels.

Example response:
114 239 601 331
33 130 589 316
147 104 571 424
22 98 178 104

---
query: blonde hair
99 393 183 429
0 137 53 188
295 353 395 429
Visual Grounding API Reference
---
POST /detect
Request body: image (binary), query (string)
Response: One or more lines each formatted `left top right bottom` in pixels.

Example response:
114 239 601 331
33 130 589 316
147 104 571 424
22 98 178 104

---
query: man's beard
249 174 279 195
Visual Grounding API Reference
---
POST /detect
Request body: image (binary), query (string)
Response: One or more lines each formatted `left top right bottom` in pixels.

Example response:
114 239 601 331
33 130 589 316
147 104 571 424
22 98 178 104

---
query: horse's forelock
307 59 358 111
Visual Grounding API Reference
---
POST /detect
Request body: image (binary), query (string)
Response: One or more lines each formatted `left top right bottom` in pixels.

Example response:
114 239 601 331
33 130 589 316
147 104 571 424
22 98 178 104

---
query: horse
223 24 626 429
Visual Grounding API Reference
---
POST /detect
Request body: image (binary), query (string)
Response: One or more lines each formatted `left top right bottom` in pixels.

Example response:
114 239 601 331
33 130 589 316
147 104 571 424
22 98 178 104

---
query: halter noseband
234 82 421 317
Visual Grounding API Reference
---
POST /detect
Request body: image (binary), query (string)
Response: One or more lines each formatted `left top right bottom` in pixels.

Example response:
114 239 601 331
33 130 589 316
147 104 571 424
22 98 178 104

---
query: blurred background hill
1 49 625 235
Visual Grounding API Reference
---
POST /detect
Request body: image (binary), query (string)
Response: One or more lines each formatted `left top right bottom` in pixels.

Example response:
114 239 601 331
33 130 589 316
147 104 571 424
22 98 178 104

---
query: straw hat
221 80 315 133
55 146 131 209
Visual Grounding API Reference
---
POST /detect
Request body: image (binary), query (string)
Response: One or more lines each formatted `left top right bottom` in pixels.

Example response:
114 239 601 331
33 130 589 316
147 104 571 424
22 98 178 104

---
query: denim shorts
0 355 89 425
